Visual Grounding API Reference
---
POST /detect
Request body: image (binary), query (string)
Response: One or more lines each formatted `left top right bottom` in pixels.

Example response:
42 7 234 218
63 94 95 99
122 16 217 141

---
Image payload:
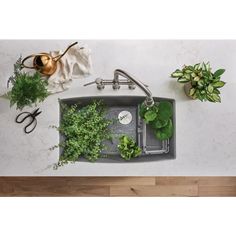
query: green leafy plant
171 62 226 102
118 135 142 160
55 100 113 167
139 101 173 141
7 57 49 110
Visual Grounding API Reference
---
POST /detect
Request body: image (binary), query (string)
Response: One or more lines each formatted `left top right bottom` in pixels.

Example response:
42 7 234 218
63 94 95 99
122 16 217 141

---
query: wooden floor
0 177 236 196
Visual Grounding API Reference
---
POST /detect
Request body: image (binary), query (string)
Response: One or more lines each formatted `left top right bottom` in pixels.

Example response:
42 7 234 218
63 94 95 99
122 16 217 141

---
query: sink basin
59 96 176 162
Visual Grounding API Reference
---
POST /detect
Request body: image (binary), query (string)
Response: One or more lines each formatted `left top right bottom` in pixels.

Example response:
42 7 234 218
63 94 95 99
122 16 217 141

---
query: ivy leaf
214 69 225 78
155 119 173 141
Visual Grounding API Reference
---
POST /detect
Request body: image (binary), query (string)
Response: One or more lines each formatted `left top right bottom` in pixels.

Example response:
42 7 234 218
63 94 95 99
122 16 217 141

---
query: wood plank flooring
0 177 236 196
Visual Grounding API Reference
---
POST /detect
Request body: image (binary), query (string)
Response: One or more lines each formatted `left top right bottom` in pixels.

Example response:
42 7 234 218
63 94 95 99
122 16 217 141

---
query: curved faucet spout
113 69 154 107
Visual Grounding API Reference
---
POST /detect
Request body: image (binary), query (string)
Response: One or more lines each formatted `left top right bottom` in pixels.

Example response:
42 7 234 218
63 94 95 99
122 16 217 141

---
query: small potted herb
139 101 174 141
7 57 49 110
171 62 226 102
118 135 142 160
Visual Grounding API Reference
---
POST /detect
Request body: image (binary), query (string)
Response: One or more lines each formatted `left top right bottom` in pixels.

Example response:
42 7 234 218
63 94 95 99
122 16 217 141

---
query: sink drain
118 111 132 125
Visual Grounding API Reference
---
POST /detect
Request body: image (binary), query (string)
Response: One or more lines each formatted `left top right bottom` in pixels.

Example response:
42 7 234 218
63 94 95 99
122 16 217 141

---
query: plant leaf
157 101 173 121
193 76 200 81
152 118 168 129
207 84 214 93
155 119 173 141
177 77 189 83
139 103 149 118
214 69 225 78
144 110 157 122
212 93 221 103
171 70 183 78
212 81 226 88
189 88 196 96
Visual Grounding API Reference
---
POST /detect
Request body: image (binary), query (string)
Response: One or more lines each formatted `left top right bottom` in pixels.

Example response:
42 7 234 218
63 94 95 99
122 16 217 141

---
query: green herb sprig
171 62 226 102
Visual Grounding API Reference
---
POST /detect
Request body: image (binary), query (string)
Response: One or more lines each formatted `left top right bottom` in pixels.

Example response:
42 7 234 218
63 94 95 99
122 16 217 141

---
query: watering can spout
54 41 78 62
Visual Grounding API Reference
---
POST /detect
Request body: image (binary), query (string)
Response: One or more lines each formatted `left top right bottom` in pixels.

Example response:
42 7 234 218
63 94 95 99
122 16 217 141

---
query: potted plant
171 62 226 102
118 135 142 160
139 101 174 141
7 57 49 110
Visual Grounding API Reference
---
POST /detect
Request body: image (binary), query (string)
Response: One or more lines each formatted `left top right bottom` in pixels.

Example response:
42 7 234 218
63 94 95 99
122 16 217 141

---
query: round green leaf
152 118 168 129
157 101 173 121
155 119 173 141
144 110 157 122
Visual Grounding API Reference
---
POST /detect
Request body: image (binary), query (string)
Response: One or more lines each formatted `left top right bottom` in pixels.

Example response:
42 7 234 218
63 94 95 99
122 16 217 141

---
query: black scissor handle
24 118 37 134
15 112 31 123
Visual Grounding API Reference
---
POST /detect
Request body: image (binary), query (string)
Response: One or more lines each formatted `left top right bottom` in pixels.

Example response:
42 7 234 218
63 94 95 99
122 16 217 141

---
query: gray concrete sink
59 96 176 162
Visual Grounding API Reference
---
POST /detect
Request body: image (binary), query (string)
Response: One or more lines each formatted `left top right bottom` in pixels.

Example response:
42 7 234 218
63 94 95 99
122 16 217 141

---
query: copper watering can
21 42 78 76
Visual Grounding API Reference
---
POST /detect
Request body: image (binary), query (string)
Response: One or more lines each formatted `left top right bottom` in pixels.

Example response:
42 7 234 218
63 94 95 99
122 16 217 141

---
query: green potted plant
171 62 226 102
118 135 142 160
139 101 174 141
6 57 49 110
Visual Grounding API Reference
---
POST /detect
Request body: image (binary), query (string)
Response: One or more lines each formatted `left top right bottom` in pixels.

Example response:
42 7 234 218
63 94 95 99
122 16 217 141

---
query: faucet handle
112 82 120 90
84 77 105 90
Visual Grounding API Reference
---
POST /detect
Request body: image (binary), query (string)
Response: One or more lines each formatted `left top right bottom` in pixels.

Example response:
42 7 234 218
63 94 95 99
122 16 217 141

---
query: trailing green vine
55 100 113 167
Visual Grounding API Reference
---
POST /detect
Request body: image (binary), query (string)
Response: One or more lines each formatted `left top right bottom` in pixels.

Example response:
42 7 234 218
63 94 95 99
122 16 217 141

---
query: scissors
15 108 42 134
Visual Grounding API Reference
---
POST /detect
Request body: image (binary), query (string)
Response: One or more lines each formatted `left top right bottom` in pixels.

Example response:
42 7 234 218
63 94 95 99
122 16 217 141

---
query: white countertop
0 40 235 176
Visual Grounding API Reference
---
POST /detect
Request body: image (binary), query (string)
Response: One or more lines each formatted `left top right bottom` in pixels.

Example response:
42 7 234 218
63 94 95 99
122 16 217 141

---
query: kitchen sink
59 96 176 162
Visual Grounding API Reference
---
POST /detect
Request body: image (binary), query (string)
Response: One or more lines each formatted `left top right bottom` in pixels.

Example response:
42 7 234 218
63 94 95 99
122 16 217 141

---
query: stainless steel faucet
113 69 154 107
84 69 154 107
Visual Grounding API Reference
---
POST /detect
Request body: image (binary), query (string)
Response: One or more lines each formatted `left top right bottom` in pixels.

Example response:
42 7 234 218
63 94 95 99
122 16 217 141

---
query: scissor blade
32 108 42 117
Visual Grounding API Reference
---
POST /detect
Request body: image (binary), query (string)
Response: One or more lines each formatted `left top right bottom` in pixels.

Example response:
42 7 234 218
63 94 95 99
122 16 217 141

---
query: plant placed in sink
139 101 173 141
171 62 226 102
53 100 113 167
118 135 142 160
6 57 49 110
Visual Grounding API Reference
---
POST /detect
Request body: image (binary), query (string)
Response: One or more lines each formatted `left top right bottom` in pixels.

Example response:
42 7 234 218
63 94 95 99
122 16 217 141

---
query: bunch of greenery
56 100 113 166
118 135 142 160
7 57 49 110
171 62 226 102
139 101 173 141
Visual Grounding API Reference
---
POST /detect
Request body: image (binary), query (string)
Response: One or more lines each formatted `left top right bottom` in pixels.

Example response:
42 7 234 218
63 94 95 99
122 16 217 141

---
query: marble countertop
0 40 235 176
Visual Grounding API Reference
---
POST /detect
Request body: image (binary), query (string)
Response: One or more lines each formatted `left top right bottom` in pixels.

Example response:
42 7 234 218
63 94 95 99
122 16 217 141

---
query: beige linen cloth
47 44 92 93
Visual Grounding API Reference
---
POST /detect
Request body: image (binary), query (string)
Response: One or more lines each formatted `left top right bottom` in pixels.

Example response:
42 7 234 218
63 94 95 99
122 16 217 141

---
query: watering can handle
21 53 50 69
53 42 79 62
